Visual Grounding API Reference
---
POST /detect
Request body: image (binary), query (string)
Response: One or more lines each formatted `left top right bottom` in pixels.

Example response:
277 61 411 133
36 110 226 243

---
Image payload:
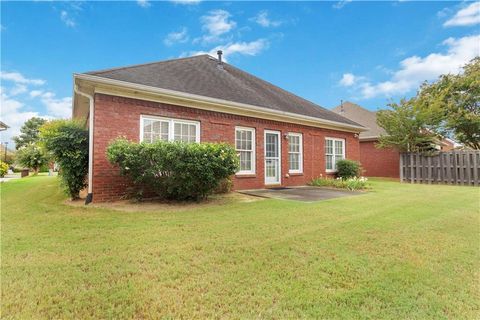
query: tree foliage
16 144 48 174
13 117 47 150
417 57 480 149
0 161 8 178
107 138 239 201
40 120 89 200
376 98 440 152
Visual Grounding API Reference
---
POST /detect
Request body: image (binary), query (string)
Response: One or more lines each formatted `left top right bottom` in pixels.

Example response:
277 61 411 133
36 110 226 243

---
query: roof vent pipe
217 50 223 64
340 100 344 114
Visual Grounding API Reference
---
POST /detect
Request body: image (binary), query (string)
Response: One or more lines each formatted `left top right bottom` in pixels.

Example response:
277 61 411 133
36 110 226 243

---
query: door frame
264 130 282 185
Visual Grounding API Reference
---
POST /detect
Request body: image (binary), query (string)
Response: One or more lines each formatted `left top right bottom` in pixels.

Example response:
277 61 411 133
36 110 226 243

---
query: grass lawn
1 176 479 319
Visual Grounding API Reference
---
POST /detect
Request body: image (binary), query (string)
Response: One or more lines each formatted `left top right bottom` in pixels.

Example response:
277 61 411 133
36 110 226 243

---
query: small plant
16 144 48 174
336 159 361 179
0 161 8 177
40 119 89 200
310 175 368 191
342 176 369 191
107 138 239 201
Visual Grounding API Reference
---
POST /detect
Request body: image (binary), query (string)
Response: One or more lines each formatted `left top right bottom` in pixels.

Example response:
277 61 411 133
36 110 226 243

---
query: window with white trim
325 138 345 172
235 127 255 174
288 133 303 173
141 115 200 143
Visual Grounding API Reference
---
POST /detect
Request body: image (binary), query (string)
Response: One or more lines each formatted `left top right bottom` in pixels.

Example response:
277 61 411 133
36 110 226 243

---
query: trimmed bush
336 159 361 179
106 138 239 201
0 161 8 177
40 120 89 200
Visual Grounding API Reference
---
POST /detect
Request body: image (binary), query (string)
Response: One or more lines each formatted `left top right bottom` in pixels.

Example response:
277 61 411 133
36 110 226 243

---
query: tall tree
417 57 480 149
12 117 47 150
376 98 439 152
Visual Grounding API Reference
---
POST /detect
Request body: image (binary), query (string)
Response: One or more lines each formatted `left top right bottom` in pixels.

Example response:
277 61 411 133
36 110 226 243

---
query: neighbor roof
332 101 384 139
84 55 361 128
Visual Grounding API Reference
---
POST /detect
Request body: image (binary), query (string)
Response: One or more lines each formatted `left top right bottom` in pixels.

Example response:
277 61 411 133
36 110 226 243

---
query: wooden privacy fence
400 151 480 186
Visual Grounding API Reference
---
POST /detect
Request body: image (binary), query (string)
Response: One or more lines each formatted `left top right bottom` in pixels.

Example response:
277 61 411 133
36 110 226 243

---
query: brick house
332 101 458 179
72 53 365 203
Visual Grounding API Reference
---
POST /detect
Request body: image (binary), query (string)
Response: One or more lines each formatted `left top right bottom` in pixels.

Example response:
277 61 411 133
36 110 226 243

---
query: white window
325 138 345 172
235 127 255 174
140 115 200 143
288 133 303 173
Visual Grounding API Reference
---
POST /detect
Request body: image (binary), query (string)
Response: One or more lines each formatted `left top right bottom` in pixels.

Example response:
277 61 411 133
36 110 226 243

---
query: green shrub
310 176 368 191
0 161 8 177
336 159 361 179
106 138 239 201
40 120 89 200
215 178 233 194
16 144 48 174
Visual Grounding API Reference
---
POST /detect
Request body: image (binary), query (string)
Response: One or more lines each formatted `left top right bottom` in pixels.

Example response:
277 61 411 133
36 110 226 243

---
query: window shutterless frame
325 137 345 173
139 115 200 143
235 126 256 175
287 132 303 174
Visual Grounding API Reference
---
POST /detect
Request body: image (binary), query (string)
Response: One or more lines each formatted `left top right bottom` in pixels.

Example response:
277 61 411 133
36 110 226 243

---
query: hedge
40 120 89 200
106 138 239 201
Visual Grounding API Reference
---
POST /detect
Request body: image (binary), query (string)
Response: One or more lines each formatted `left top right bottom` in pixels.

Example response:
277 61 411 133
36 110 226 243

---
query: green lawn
1 176 479 319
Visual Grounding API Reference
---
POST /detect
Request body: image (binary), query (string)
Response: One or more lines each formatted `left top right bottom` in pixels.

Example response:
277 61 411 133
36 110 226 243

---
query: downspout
74 85 94 204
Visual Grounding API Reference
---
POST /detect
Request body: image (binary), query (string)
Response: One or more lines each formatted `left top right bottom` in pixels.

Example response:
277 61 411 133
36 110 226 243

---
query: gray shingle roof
332 101 385 139
85 55 361 127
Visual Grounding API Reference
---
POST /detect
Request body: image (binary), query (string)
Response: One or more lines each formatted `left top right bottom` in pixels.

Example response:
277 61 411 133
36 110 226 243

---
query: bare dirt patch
66 192 262 212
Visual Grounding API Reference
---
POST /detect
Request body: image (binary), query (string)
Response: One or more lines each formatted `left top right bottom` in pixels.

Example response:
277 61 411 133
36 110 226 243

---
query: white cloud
137 0 151 8
0 91 41 145
60 10 76 28
444 2 480 27
187 39 269 62
164 27 189 46
0 72 45 85
339 73 356 86
170 0 201 4
38 92 72 119
199 9 236 43
0 71 71 145
251 10 282 28
9 85 28 96
29 90 43 98
349 34 480 99
333 0 352 9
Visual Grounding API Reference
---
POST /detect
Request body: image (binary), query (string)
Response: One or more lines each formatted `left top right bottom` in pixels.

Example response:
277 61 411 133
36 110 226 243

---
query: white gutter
74 73 367 133
74 85 94 204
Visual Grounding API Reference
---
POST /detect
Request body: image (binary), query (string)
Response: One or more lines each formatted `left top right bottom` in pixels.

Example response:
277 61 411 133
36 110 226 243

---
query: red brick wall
359 140 400 178
92 93 360 202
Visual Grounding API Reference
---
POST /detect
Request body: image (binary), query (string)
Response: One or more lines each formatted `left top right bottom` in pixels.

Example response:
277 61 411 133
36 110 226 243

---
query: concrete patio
237 186 362 202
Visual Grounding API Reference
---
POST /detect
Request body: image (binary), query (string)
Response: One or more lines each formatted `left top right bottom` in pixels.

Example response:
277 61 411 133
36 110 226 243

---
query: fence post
427 156 432 184
410 153 414 184
399 153 404 183
474 152 479 187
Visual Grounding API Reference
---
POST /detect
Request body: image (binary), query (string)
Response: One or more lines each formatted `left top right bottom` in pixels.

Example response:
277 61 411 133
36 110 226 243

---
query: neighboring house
73 53 365 202
0 121 9 131
332 101 400 178
332 101 461 179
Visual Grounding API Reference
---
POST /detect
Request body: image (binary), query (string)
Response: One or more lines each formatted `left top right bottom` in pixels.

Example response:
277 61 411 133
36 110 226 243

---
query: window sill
235 173 256 178
288 172 304 176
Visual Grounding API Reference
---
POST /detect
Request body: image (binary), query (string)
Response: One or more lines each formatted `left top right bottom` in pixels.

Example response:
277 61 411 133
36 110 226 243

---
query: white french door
264 130 281 185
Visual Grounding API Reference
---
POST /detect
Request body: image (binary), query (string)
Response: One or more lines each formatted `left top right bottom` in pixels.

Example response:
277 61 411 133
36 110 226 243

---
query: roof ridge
84 54 211 75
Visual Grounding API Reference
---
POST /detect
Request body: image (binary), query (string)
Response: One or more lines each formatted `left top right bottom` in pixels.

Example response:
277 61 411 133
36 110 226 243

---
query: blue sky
1 0 479 144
